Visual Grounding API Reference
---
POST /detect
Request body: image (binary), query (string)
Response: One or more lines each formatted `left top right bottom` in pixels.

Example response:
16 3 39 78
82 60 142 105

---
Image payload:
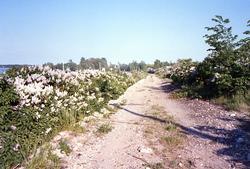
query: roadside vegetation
0 15 249 169
158 16 250 111
58 139 72 156
26 143 61 169
0 66 139 168
97 123 113 135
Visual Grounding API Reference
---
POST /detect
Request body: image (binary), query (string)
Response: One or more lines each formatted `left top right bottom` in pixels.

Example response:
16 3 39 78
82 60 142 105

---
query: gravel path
55 75 250 169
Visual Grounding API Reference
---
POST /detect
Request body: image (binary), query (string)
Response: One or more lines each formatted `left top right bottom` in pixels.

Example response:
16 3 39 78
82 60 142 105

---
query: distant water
0 67 9 74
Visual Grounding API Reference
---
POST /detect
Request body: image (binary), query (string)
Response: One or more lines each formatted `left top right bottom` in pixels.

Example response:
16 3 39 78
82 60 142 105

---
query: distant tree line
43 57 171 71
117 59 171 72
43 57 108 71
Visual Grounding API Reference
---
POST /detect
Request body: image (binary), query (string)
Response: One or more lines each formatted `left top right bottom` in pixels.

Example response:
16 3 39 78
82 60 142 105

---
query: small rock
178 162 183 167
137 146 153 154
230 113 236 117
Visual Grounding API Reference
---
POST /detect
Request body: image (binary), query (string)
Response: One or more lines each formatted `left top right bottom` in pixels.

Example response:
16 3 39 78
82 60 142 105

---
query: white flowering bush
0 66 136 168
169 59 197 85
155 66 172 79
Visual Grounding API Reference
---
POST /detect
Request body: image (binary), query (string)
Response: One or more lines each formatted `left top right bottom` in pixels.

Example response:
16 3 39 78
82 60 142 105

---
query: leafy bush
194 16 250 99
0 66 137 168
169 59 198 85
168 16 250 109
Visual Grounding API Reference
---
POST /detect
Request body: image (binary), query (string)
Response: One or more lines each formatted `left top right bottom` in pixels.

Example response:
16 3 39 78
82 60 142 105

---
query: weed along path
55 75 250 169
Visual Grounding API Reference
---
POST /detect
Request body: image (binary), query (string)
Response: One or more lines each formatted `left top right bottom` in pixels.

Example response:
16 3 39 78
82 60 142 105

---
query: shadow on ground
113 81 250 168
146 81 180 94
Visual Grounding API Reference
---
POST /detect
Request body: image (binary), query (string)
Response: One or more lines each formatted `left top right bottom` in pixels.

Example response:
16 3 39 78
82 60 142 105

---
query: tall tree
154 59 162 68
65 59 77 71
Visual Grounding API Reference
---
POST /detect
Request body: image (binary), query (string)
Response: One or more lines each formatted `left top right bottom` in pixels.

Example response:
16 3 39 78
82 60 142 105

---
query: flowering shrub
0 66 136 168
169 59 197 85
168 16 250 110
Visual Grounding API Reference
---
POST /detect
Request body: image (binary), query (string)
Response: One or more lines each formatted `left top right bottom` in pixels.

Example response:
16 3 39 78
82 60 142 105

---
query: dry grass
26 144 61 169
212 93 250 112
65 123 86 134
143 105 185 168
162 135 182 147
165 123 177 131
143 162 164 169
97 123 113 134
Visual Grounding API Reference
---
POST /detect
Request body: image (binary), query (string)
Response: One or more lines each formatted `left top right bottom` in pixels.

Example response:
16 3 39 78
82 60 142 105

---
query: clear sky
0 0 249 65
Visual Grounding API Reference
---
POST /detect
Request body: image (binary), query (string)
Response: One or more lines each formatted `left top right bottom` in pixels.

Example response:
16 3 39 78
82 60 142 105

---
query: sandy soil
55 75 250 169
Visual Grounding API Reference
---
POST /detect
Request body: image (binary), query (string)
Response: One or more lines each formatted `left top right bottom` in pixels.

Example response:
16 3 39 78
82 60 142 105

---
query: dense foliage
0 66 136 168
168 16 250 109
169 59 198 85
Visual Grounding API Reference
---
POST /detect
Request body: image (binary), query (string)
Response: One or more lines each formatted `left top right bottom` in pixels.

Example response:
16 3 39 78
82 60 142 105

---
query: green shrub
0 67 138 168
97 123 113 134
58 139 72 156
168 16 250 110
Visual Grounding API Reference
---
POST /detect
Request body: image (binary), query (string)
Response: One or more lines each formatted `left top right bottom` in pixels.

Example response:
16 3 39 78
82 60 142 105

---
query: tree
154 59 162 69
65 59 77 71
129 61 139 71
204 15 238 52
54 63 63 70
78 57 108 70
79 57 86 69
194 16 250 97
43 62 54 68
138 61 147 71
119 63 130 71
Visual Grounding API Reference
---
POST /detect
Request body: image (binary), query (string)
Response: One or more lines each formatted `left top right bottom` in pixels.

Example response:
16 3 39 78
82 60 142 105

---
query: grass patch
171 87 250 112
165 123 177 131
143 162 164 169
169 89 188 99
162 135 182 147
97 123 113 134
103 113 112 118
59 139 72 156
150 105 165 116
150 105 174 122
212 93 250 112
26 144 60 169
64 123 86 134
151 104 164 111
143 104 185 168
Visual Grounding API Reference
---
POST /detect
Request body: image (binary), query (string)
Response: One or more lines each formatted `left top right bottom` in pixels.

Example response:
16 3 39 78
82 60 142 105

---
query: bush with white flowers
168 59 197 85
0 66 136 168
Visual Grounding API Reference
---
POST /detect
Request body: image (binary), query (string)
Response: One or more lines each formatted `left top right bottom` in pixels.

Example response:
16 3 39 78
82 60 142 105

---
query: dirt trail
58 75 250 169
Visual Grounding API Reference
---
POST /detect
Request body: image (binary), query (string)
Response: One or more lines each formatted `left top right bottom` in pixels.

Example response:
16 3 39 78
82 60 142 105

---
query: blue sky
0 0 249 64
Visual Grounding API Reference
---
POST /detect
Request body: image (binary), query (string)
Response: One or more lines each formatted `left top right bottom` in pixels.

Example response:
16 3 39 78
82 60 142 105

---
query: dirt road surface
56 75 250 169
